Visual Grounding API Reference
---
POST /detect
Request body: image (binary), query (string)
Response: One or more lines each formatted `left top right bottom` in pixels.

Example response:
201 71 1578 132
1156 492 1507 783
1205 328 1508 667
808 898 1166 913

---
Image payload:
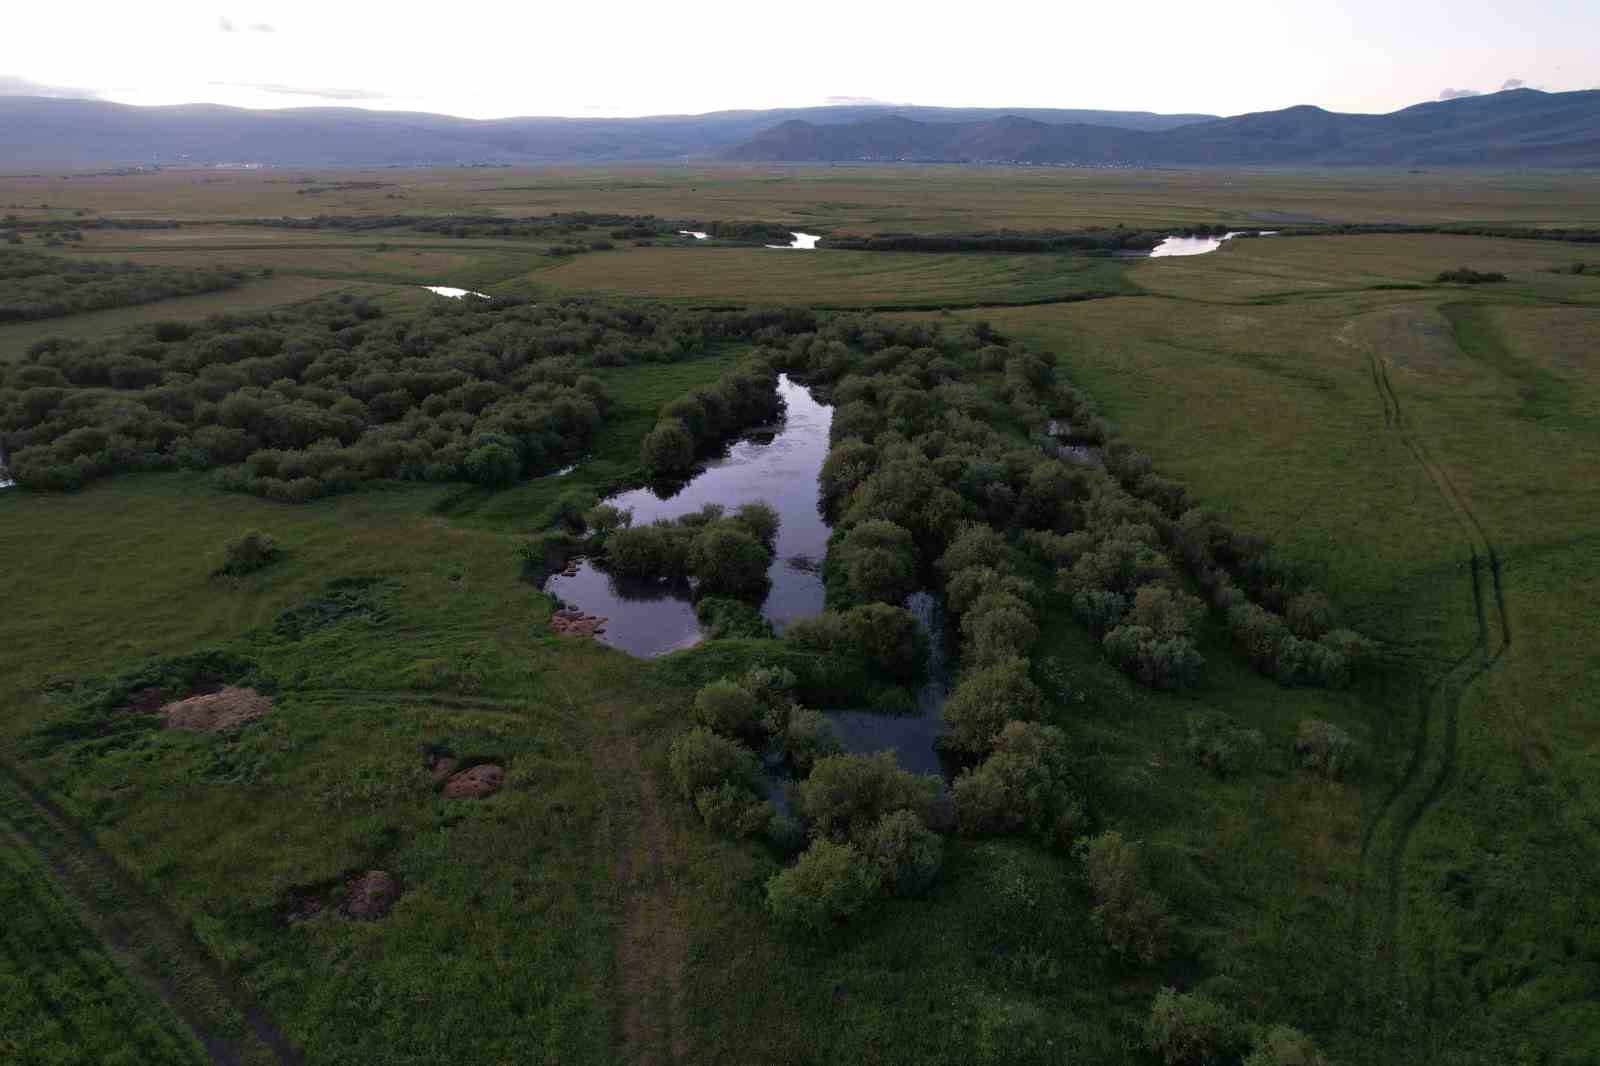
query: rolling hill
0 99 1212 167
727 89 1600 167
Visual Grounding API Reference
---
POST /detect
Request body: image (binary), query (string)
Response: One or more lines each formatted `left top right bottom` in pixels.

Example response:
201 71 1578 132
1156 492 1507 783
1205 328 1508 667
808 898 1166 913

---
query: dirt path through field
594 705 690 1066
0 759 301 1066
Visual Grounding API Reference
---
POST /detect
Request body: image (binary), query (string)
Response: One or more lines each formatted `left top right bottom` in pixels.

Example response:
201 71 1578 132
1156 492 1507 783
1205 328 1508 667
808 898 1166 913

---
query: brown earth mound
441 763 505 798
161 686 271 732
341 871 400 919
549 606 607 637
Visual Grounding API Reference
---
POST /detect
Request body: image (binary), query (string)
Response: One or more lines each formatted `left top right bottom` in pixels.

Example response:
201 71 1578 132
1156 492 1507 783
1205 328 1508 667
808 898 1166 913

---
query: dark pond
545 374 833 656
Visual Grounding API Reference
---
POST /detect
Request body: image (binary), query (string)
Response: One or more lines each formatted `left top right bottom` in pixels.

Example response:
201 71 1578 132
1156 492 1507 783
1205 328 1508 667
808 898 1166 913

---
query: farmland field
1 165 1597 1066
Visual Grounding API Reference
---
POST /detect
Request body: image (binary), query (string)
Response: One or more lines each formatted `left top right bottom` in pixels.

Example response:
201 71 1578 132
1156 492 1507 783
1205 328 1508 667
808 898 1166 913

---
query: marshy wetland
1 164 1597 1066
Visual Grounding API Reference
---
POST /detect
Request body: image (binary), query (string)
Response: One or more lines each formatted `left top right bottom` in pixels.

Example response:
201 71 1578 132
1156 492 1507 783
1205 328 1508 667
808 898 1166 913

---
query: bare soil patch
550 606 608 637
340 871 400 919
441 763 505 798
160 687 272 732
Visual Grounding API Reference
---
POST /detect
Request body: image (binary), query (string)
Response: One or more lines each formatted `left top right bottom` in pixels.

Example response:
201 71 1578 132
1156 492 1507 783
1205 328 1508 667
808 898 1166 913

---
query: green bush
695 597 775 640
960 600 1040 668
952 721 1085 847
794 752 943 842
464 441 521 485
583 502 632 535
1284 589 1336 639
845 603 927 679
694 783 773 838
1081 831 1172 964
1143 987 1246 1065
1294 718 1355 779
667 727 764 801
607 522 692 579
1243 1025 1330 1066
689 525 772 598
641 417 696 475
693 679 767 746
1184 713 1262 777
765 839 882 935
838 519 919 604
941 657 1043 756
733 501 780 548
1103 624 1205 690
862 810 943 897
782 708 843 774
215 529 281 576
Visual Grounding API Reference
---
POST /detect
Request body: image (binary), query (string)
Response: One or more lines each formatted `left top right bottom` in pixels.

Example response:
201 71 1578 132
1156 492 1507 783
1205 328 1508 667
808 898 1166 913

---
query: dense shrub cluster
1263 221 1600 244
222 212 800 244
1434 266 1506 284
605 502 779 599
1293 719 1355 779
784 603 927 680
0 248 242 323
640 357 783 477
0 296 826 498
1141 988 1331 1066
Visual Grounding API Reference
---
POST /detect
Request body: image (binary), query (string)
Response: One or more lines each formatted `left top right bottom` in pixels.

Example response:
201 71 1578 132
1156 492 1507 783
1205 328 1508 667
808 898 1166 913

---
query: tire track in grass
1350 325 1512 1054
0 759 302 1066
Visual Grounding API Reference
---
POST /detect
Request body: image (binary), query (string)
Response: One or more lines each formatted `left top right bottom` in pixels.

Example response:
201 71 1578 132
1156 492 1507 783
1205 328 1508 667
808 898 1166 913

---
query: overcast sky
4 0 1596 119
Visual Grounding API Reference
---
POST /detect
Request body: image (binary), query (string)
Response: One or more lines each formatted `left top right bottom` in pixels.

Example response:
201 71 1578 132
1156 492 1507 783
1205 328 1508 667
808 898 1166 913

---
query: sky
3 0 1596 119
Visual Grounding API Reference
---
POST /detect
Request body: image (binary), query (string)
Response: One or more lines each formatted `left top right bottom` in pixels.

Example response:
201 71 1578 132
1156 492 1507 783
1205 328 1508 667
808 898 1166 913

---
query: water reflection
1148 232 1243 257
766 232 822 249
544 375 833 656
422 285 490 298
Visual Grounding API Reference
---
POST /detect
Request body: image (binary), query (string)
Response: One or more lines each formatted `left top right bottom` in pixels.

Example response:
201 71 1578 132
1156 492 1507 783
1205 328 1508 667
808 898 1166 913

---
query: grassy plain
2 166 1597 1065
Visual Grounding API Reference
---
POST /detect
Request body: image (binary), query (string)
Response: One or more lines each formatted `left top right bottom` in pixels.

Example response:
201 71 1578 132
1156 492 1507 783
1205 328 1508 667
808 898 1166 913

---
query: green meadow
1 166 1596 1065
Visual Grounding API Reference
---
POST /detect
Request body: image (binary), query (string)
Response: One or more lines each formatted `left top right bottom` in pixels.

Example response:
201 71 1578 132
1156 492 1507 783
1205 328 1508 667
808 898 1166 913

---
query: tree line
0 249 244 324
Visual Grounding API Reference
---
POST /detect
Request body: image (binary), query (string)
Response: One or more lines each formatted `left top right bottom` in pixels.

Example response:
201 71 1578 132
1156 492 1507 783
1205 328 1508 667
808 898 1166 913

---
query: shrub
862 810 943 897
782 708 843 774
690 525 771 598
1081 831 1172 964
733 501 780 548
764 809 808 855
693 679 767 746
695 597 775 640
1294 719 1355 779
607 522 691 579
1130 584 1204 639
1103 624 1205 690
819 438 877 508
1435 267 1506 284
952 721 1084 847
641 417 696 475
837 519 919 604
1143 987 1246 1066
794 752 943 842
960 601 1039 667
936 522 1011 578
584 502 632 536
215 529 281 576
549 488 599 530
1184 713 1261 777
694 782 773 838
667 727 764 801
1284 590 1335 639
464 441 520 485
1243 1025 1330 1066
845 603 927 679
941 657 1043 756
739 663 799 728
784 611 852 654
765 839 882 935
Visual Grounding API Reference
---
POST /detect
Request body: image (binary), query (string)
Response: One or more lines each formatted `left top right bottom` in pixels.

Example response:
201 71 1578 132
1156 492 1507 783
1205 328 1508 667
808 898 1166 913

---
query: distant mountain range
729 90 1600 167
0 99 1211 167
1 89 1595 168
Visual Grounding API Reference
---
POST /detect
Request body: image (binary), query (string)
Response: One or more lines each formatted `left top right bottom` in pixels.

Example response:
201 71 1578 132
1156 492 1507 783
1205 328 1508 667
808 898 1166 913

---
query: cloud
1438 87 1480 100
249 22 275 32
1500 78 1525 90
824 95 899 106
0 74 102 100
218 15 235 31
212 81 400 101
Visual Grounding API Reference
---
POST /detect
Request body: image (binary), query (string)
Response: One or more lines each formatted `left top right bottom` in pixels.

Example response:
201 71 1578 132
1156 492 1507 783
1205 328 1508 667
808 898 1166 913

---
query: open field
532 244 1133 307
8 165 1600 232
1 166 1597 1065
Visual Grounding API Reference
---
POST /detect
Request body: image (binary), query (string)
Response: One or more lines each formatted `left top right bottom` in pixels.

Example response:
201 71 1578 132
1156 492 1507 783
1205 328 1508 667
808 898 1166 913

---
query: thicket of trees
1435 267 1506 284
605 502 780 600
0 296 825 499
221 212 801 244
639 358 784 477
0 249 243 323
